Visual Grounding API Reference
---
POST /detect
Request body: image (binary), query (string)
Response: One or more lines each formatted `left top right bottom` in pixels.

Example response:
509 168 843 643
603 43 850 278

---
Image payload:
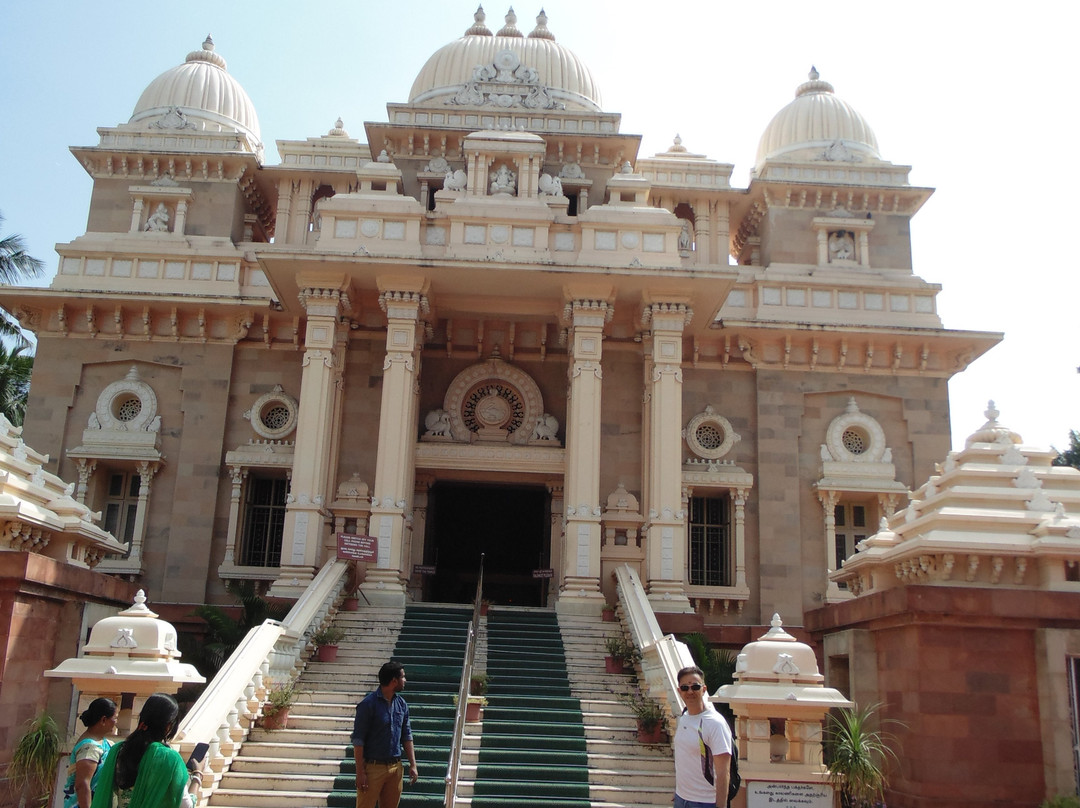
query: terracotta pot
261 707 289 730
342 597 360 611
601 607 616 622
316 644 339 662
479 603 490 616
605 655 625 674
636 722 664 744
465 701 483 722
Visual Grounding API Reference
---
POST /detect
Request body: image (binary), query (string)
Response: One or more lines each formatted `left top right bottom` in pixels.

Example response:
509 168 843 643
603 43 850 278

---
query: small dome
734 613 823 685
965 400 1023 447
129 36 261 148
409 7 602 111
755 68 879 168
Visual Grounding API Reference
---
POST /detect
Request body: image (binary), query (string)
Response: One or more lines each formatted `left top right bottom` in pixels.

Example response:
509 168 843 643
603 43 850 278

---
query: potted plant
342 590 360 611
601 603 616 622
261 678 301 730
9 712 61 808
454 693 488 722
620 689 665 744
312 625 345 662
479 598 492 617
469 671 490 696
604 634 640 673
824 702 901 808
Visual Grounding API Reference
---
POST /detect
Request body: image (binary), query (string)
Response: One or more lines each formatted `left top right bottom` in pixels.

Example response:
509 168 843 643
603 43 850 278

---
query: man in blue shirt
352 660 418 808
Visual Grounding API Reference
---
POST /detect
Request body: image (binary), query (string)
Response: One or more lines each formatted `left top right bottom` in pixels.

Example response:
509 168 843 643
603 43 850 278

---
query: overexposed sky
2 1 1076 453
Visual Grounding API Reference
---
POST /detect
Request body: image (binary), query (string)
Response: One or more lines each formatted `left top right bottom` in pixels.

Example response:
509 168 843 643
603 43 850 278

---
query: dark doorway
424 482 550 606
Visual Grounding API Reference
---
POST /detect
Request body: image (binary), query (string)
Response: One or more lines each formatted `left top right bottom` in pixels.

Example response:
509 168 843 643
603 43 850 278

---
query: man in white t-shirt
673 665 733 808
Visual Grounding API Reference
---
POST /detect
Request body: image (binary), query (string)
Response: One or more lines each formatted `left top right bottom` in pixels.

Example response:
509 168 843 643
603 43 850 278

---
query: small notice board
336 533 377 562
747 781 833 808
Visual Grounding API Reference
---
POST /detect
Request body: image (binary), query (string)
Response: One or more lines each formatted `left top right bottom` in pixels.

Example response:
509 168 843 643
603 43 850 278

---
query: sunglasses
679 683 704 692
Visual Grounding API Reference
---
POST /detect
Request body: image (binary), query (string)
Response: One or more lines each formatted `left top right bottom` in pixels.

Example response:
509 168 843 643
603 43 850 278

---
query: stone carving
424 409 452 437
111 628 138 648
149 106 199 131
678 221 692 251
828 230 855 260
773 652 800 675
821 139 862 163
530 413 559 441
538 174 563 196
559 161 585 180
425 156 451 174
489 163 517 195
444 169 468 191
144 203 170 232
447 48 566 110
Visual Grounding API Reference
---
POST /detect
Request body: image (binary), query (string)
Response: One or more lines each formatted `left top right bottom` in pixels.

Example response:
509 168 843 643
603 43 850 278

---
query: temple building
2 12 999 626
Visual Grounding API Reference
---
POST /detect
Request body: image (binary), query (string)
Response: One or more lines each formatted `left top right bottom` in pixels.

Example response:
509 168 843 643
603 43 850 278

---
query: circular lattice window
825 398 887 462
247 386 299 440
684 407 740 460
93 366 158 432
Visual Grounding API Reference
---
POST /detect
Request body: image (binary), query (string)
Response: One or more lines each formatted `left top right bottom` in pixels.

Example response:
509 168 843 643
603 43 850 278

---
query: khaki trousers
356 759 403 808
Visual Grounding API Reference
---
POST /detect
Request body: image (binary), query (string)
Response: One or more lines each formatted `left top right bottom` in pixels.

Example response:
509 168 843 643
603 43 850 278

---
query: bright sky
2 1 1077 454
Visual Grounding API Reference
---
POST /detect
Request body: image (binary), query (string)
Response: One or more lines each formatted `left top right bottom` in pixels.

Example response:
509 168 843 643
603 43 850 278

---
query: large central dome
409 7 602 112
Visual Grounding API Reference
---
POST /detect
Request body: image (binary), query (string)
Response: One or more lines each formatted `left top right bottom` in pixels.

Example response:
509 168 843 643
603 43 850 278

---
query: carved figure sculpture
425 156 450 174
828 230 855 261
531 413 559 441
678 221 692 251
559 161 585 180
489 163 517 195
144 203 170 232
424 409 452 437
444 169 468 191
538 174 563 196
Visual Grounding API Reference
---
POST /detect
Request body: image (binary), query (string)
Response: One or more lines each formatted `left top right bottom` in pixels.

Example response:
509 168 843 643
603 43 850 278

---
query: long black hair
79 697 117 728
114 693 179 789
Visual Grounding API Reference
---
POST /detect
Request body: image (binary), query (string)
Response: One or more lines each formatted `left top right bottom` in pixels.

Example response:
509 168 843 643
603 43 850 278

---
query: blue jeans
674 795 719 808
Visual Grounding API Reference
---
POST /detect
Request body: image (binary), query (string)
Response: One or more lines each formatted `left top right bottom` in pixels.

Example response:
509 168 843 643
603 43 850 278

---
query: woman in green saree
90 694 201 808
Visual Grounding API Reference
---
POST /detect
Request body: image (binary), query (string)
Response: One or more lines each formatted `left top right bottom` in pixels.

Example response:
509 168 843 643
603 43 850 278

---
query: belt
364 757 400 765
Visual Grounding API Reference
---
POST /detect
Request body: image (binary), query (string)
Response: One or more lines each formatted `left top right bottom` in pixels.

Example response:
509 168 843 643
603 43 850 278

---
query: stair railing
613 563 698 738
444 553 485 808
172 557 350 805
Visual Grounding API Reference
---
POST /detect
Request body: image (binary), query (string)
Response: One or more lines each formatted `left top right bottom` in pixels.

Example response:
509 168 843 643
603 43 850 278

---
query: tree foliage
0 342 33 426
191 580 289 673
1052 430 1080 470
9 712 61 808
0 213 46 345
825 702 903 808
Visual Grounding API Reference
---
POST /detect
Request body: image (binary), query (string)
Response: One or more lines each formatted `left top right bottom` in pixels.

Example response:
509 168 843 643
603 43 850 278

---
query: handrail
172 557 351 805
444 553 484 808
613 564 699 737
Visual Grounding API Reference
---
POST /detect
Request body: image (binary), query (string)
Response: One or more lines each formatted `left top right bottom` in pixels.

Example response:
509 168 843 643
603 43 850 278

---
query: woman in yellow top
63 698 118 808
91 694 201 808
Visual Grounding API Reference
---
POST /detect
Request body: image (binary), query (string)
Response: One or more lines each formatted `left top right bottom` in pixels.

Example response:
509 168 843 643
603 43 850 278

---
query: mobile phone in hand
187 742 209 772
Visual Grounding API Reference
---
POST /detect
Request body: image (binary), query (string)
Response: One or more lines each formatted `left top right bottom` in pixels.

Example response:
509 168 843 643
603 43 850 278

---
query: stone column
731 486 750 590
557 299 610 615
269 282 348 599
366 285 427 605
221 466 247 568
643 300 694 613
817 489 843 602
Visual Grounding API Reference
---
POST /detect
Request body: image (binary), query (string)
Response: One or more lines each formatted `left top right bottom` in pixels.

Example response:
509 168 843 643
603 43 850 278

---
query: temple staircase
206 603 672 808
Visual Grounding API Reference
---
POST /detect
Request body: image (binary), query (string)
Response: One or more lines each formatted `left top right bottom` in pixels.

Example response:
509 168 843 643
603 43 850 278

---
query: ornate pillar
74 458 97 504
366 284 428 605
557 299 610 614
730 487 749 590
221 466 247 568
269 281 349 599
817 489 844 602
643 300 694 613
128 460 160 568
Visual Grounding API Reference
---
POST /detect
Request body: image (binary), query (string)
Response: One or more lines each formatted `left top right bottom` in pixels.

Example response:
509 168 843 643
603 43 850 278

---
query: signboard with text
413 564 437 575
532 568 554 578
336 533 377 562
748 781 833 808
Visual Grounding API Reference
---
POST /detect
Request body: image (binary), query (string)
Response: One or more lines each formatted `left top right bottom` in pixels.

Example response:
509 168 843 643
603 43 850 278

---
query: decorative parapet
0 414 124 568
833 402 1080 595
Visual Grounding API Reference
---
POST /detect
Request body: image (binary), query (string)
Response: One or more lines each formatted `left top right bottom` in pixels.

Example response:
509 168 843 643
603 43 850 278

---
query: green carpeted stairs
327 605 471 807
470 609 591 808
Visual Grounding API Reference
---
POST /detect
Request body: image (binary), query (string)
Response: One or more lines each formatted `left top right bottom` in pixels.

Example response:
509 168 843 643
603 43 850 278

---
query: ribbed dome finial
528 8 555 40
497 7 523 37
465 5 493 36
809 65 818 80
795 66 834 98
186 34 226 69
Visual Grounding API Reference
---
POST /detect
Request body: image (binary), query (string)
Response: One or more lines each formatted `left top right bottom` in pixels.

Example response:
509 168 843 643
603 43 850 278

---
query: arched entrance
423 481 550 606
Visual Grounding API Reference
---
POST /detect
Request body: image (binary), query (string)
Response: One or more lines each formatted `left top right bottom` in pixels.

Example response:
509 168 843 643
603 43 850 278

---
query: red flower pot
465 700 483 722
601 608 616 622
316 644 339 662
605 655 625 673
637 722 664 744
342 597 360 611
260 707 289 730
